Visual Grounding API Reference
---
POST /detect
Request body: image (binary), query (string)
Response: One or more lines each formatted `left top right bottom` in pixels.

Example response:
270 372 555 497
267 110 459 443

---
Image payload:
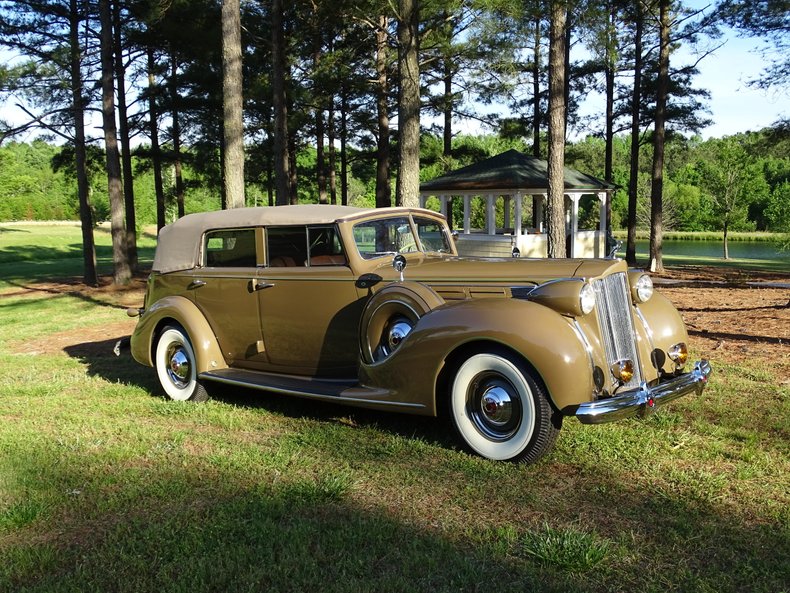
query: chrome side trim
633 305 657 353
571 320 595 378
574 360 712 424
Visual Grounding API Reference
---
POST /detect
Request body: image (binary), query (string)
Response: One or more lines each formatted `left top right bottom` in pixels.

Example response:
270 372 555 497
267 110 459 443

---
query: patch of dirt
652 266 789 373
7 269 790 377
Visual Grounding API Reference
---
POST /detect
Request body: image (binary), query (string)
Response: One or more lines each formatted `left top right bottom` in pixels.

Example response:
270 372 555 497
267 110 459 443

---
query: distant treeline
1 128 789 237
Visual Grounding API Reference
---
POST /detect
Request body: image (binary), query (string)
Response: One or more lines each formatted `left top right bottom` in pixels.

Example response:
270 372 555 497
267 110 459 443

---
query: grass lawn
0 225 788 592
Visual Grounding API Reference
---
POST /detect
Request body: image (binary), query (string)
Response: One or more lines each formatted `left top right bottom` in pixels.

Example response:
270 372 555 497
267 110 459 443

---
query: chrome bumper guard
575 360 712 425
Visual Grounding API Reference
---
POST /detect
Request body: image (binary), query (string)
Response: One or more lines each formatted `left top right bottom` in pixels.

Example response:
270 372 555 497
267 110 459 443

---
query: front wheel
449 350 560 463
154 325 209 402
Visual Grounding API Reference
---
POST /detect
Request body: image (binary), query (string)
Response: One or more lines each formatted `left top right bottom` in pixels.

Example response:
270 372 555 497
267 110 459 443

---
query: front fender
360 298 593 414
130 295 227 373
633 291 690 375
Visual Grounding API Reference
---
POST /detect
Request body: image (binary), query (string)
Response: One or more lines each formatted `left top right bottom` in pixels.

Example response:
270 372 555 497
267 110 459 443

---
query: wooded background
1 0 787 284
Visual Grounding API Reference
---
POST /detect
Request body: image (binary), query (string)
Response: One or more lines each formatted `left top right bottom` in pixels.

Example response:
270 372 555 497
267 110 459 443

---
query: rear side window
267 227 308 267
204 229 257 267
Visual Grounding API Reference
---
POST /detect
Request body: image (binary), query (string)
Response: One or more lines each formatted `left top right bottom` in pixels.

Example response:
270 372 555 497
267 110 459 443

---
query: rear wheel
449 350 559 463
154 325 209 402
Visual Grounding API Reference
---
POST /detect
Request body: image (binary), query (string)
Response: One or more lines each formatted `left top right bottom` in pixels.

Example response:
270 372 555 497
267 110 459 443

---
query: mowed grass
1 225 788 593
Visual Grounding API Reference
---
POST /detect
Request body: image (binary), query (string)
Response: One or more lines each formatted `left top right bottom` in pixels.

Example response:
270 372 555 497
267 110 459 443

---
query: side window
204 229 257 267
267 227 308 267
414 217 451 253
307 226 346 266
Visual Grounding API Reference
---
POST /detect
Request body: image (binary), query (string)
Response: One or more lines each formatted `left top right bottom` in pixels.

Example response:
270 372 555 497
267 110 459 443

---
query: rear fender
130 295 227 373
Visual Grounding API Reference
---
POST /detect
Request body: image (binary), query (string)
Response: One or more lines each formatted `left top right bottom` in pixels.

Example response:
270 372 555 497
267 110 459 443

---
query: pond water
625 239 790 265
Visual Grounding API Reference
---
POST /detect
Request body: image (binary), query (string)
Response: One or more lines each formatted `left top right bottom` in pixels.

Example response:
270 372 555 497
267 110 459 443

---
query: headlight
579 282 596 315
635 274 653 303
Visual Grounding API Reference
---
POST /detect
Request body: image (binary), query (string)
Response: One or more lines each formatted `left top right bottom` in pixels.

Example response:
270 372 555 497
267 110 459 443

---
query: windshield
353 216 451 260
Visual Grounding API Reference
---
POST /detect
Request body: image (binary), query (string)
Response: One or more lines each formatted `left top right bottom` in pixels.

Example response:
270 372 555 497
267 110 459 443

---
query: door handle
188 280 206 290
252 279 275 291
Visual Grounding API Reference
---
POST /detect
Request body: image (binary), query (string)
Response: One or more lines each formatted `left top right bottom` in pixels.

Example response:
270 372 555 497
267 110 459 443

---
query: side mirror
393 254 407 281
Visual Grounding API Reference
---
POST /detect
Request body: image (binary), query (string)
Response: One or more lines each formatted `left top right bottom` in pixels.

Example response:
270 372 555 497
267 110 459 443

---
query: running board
199 368 426 412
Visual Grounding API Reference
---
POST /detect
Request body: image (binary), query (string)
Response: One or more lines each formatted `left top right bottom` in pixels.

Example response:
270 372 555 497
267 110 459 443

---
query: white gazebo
419 149 615 258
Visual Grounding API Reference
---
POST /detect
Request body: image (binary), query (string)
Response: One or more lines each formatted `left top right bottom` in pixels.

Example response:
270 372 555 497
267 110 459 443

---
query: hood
371 254 628 287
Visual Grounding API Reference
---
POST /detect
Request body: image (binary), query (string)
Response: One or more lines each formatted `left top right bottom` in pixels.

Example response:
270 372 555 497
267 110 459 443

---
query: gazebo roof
419 149 615 194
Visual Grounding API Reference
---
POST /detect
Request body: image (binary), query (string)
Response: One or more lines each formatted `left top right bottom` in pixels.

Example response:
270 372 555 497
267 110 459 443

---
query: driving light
579 282 596 315
668 342 688 368
635 274 653 303
610 359 634 384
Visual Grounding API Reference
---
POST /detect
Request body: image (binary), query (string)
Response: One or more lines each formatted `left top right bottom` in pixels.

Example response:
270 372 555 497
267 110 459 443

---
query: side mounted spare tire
359 282 444 364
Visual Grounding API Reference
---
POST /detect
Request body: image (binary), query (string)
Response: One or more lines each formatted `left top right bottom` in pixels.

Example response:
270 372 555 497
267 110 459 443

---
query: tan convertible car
129 205 711 463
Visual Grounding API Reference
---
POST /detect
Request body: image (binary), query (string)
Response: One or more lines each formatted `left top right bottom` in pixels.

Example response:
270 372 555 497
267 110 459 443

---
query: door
193 227 266 367
257 225 364 376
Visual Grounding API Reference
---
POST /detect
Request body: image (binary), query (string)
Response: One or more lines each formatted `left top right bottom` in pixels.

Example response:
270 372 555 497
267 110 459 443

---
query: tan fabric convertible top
151 205 440 273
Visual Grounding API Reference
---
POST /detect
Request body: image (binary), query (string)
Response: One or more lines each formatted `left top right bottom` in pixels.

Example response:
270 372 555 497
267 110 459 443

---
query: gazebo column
537 194 546 232
486 194 496 235
463 196 471 234
504 196 511 231
514 192 523 237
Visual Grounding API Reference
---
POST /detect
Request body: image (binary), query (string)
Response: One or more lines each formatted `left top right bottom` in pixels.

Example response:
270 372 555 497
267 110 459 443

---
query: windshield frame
351 214 452 260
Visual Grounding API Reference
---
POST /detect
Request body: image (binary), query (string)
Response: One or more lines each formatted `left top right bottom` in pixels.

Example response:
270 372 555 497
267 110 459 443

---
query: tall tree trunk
626 2 643 266
147 47 166 231
603 3 616 238
340 85 349 206
222 0 245 208
563 15 571 137
723 219 729 259
271 0 291 206
547 0 567 259
316 106 327 204
170 53 185 218
113 0 137 271
328 102 337 205
375 15 391 208
99 0 130 285
532 18 541 158
649 0 670 273
396 0 420 208
70 0 97 286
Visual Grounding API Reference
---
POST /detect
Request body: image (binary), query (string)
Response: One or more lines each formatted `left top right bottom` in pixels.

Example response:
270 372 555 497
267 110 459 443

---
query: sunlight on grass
0 225 788 593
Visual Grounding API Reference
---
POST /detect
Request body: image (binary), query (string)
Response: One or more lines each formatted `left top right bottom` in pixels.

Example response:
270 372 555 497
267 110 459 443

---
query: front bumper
574 360 712 424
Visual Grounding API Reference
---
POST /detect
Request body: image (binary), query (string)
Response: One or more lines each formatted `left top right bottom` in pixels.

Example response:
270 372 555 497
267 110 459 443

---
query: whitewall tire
154 325 209 402
449 350 559 463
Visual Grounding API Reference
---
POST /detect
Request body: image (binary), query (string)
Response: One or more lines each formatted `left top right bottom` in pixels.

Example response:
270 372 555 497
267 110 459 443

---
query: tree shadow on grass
1 412 786 593
65 336 457 454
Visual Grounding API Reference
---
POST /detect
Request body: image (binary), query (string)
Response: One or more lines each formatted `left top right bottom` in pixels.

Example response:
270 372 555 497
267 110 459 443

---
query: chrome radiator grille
592 273 642 388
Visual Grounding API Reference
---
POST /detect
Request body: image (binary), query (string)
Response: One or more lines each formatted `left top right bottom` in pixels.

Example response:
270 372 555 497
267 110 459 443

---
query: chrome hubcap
480 386 513 426
380 317 413 358
469 374 521 441
166 345 191 389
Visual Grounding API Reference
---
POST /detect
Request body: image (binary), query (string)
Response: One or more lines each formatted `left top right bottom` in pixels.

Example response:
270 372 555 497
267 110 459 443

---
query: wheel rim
468 373 522 441
165 345 191 389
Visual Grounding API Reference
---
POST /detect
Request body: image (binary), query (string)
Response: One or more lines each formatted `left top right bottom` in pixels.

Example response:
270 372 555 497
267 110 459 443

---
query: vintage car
128 205 711 463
